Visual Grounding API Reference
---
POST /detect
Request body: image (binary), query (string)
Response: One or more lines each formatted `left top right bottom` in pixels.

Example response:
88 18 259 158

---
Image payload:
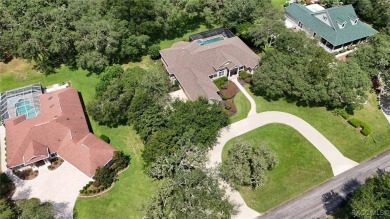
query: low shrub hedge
347 118 371 136
359 121 371 136
213 77 228 90
340 110 351 120
348 118 360 128
239 71 249 79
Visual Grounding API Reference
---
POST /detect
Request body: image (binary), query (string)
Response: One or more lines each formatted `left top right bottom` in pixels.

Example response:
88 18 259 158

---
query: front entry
229 68 238 77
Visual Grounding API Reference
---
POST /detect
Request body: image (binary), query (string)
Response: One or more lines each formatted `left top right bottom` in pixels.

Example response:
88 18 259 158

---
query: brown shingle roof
160 36 259 100
5 87 115 177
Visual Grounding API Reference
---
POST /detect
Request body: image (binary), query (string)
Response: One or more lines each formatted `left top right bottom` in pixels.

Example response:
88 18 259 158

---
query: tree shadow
322 190 345 215
53 201 72 219
341 178 362 195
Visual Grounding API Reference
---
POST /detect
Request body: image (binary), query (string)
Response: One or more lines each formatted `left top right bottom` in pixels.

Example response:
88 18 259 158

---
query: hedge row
348 118 371 136
340 110 351 120
79 187 106 195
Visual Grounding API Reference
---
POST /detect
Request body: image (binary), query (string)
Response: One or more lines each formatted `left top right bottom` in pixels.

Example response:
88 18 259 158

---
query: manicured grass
222 124 333 212
0 60 156 218
271 0 287 7
245 86 390 162
230 91 251 123
159 24 218 49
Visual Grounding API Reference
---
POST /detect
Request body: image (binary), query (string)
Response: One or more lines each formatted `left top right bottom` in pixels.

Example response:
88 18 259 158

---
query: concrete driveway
9 161 91 219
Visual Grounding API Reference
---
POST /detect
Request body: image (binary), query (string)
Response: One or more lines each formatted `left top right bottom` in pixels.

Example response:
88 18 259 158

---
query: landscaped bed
222 123 333 212
13 168 38 180
48 157 64 171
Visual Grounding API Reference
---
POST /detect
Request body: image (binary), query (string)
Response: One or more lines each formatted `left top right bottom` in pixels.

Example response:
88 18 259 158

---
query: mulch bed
48 157 64 171
13 169 39 180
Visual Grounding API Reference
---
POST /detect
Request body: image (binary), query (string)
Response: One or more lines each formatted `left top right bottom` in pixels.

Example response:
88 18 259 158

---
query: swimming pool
15 99 37 119
197 37 224 45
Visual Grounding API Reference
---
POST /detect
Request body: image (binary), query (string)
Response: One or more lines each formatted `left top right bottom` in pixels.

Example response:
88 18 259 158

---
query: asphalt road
259 149 390 219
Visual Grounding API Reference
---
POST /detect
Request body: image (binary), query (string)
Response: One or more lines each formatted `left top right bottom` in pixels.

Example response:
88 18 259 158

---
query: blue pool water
197 37 224 45
15 99 37 119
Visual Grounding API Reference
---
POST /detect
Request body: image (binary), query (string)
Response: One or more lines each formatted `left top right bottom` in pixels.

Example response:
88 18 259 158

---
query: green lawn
271 0 286 7
230 91 251 123
222 124 333 212
0 60 156 218
159 24 217 49
245 86 390 162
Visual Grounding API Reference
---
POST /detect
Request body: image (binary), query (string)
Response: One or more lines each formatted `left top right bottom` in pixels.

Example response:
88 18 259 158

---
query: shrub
87 190 91 194
93 180 101 187
93 166 115 187
239 71 249 79
97 189 101 193
148 44 161 60
225 105 231 110
79 190 83 194
244 77 252 83
348 118 371 136
213 77 228 90
360 121 371 136
100 134 110 143
224 99 237 114
340 110 351 120
348 118 360 128
112 151 131 171
48 165 52 170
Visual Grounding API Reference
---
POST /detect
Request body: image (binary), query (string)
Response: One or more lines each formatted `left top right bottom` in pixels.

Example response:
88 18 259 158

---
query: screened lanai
0 83 42 124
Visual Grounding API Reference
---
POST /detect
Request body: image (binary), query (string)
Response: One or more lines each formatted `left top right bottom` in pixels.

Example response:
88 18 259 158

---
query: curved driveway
208 111 358 176
207 81 359 218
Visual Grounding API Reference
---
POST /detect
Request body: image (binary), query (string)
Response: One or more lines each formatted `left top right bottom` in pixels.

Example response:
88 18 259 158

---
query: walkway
207 81 359 218
232 78 256 116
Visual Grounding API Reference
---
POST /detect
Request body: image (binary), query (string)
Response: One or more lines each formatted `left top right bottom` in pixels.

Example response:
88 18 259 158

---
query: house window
213 73 217 78
313 32 317 37
298 22 303 28
323 15 327 21
218 70 224 77
209 75 214 79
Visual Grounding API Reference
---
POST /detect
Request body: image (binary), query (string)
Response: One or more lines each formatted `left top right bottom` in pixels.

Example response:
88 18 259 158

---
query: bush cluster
239 71 250 79
340 110 351 120
213 77 228 90
348 118 371 136
100 134 110 143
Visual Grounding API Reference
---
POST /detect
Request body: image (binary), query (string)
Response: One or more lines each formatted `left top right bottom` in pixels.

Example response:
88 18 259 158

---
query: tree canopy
220 141 278 188
16 198 54 219
250 30 371 109
145 169 237 219
345 171 390 219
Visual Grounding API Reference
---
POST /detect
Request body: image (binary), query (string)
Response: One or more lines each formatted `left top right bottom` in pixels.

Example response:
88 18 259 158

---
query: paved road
259 149 390 219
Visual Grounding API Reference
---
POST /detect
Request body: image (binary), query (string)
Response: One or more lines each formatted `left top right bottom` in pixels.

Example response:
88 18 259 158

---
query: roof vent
48 96 53 100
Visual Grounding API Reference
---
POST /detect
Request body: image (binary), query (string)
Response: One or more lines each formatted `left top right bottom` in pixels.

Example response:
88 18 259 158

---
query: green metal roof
285 3 378 46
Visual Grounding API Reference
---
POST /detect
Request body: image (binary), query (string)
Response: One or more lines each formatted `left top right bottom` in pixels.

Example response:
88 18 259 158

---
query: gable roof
285 3 378 46
160 36 259 101
5 87 115 177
